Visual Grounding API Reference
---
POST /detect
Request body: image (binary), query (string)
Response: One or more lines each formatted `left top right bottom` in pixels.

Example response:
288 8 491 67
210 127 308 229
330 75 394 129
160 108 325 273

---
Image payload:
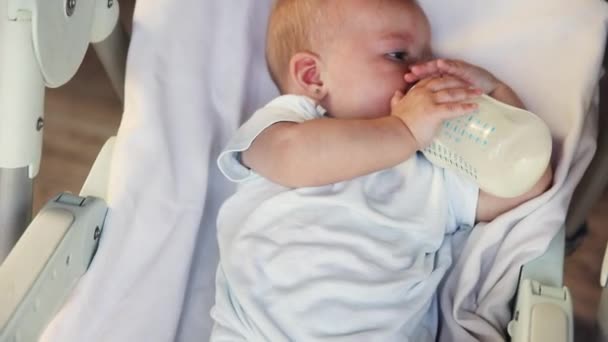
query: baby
211 0 552 341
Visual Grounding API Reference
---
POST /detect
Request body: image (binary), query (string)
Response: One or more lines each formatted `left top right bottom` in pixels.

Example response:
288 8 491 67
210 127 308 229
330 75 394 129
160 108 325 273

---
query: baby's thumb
391 90 405 109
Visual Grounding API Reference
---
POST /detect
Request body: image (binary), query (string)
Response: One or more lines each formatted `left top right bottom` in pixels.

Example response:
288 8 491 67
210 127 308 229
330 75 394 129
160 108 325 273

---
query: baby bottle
422 94 552 198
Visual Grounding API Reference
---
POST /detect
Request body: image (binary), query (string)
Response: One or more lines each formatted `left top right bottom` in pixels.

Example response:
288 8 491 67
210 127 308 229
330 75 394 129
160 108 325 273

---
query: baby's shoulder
260 95 326 120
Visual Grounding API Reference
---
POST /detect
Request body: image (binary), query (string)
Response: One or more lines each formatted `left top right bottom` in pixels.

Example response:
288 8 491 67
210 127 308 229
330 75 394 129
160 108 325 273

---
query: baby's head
266 0 431 119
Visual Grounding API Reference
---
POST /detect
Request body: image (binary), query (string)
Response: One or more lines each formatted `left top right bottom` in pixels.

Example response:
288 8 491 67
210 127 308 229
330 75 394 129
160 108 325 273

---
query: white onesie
211 95 479 341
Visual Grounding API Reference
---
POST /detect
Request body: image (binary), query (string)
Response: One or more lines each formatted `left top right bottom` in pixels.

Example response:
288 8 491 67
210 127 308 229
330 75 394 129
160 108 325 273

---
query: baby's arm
407 59 553 222
475 167 553 222
242 116 417 187
243 76 480 188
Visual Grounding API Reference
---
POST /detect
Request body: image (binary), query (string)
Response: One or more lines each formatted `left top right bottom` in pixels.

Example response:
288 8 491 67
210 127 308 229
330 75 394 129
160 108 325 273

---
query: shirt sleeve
217 95 325 182
443 170 479 233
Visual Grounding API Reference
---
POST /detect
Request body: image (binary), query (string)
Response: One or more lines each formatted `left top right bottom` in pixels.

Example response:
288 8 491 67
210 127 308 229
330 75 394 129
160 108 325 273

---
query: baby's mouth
404 81 418 93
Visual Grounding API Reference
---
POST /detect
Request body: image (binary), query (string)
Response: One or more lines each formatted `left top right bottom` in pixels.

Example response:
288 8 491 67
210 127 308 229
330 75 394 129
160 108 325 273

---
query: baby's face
319 0 431 119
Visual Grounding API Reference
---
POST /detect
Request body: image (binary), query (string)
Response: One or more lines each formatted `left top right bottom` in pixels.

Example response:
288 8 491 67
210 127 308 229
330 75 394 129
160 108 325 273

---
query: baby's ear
289 52 327 101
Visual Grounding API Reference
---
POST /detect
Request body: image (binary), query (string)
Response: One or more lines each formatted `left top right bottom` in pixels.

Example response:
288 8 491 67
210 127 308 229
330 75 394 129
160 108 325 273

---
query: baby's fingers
423 76 468 92
391 90 405 109
435 102 478 119
404 72 421 83
434 87 482 103
409 60 442 77
436 59 471 80
405 70 441 83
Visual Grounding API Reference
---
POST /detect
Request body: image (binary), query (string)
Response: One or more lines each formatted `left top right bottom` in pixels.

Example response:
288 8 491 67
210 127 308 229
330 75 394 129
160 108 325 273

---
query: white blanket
41 0 607 341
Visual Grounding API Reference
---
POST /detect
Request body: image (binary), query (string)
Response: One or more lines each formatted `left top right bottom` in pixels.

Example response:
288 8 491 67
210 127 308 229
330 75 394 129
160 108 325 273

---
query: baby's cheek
329 82 395 119
376 83 401 114
356 91 393 119
369 84 400 116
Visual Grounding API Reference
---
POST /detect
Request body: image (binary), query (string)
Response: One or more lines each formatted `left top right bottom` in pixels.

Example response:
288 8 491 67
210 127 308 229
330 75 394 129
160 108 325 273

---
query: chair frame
1 1 606 341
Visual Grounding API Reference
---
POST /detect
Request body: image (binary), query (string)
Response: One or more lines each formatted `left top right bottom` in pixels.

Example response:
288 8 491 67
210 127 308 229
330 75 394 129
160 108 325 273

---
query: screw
66 0 76 16
94 226 101 240
36 117 44 131
107 0 113 8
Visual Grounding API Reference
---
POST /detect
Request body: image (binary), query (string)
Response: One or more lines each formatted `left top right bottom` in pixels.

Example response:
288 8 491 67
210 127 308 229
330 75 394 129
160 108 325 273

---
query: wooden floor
28 3 608 340
36 51 122 212
569 198 608 341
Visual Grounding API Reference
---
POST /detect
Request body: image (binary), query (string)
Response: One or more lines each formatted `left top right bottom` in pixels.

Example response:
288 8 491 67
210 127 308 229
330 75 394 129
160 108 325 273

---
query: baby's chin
325 110 389 120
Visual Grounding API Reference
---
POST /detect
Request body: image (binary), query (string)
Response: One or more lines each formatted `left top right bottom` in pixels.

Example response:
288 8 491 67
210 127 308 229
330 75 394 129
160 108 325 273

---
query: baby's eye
386 51 409 62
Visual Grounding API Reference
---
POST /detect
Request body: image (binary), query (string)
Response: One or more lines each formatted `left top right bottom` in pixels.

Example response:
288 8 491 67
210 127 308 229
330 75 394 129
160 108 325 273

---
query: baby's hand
391 75 482 149
405 59 500 94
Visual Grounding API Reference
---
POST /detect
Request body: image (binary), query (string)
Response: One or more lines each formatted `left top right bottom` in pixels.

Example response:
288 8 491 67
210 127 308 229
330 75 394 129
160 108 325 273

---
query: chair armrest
508 227 573 342
0 194 107 342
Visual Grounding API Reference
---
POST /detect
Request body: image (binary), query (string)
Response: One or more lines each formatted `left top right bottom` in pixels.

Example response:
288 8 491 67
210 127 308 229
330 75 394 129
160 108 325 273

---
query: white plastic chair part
0 7 43 262
0 6 44 177
508 280 573 342
7 0 120 88
601 241 608 288
0 0 123 264
93 23 128 102
91 0 125 102
0 169 33 263
0 135 113 341
80 137 115 201
509 227 573 342
599 289 608 341
0 195 107 342
90 0 119 43
0 207 74 336
598 241 608 340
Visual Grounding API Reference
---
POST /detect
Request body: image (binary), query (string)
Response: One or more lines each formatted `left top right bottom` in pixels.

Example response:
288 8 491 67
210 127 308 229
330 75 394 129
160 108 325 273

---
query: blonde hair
266 0 327 92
